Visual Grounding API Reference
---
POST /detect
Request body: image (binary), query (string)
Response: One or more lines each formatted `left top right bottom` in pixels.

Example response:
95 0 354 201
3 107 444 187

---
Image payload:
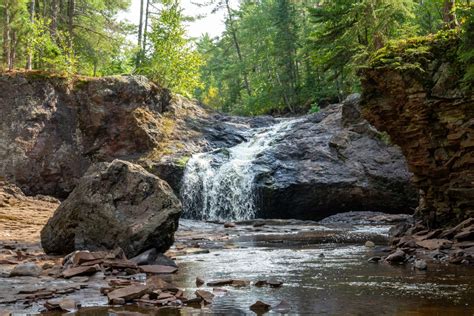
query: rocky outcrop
360 32 474 228
253 95 418 220
0 72 270 197
40 160 181 257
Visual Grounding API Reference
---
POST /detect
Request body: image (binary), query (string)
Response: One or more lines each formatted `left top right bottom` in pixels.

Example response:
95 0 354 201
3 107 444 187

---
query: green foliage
27 18 76 75
137 1 203 96
308 103 320 114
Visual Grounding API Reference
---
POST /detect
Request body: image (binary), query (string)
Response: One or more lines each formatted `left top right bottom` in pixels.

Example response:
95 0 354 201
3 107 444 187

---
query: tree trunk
67 0 74 50
51 0 59 38
443 0 458 28
143 0 150 52
225 0 251 96
3 0 11 70
10 30 17 70
136 0 144 67
26 0 35 70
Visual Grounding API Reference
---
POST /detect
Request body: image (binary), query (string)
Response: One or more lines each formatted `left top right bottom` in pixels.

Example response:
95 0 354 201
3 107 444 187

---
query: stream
8 216 472 315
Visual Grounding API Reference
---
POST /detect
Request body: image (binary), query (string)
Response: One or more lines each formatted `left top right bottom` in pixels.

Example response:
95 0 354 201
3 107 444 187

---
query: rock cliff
360 32 474 227
0 72 267 197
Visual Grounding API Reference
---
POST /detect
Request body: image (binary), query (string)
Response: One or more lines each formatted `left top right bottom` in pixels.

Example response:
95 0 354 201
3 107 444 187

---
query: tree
138 0 203 96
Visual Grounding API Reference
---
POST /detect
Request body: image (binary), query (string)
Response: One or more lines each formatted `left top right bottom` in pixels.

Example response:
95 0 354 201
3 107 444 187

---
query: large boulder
41 160 181 257
253 95 418 220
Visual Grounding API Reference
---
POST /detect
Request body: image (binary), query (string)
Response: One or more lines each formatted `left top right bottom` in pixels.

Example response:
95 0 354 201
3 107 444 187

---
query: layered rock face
360 34 474 227
0 73 265 197
253 95 418 219
41 160 181 257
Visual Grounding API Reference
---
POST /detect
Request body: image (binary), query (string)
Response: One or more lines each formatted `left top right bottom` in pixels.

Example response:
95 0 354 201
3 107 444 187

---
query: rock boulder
253 95 418 219
41 160 181 257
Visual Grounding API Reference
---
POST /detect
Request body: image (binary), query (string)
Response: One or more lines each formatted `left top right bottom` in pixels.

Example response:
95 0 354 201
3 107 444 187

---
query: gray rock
9 262 42 277
385 249 406 263
41 160 181 258
414 259 428 270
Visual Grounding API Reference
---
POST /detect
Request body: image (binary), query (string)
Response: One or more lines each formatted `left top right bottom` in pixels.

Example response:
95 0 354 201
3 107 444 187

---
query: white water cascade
180 118 300 221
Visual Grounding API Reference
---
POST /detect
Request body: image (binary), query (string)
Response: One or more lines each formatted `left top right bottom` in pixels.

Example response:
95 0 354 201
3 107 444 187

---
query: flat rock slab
195 290 214 304
107 285 151 302
62 264 99 278
206 279 249 287
416 239 453 250
139 265 177 274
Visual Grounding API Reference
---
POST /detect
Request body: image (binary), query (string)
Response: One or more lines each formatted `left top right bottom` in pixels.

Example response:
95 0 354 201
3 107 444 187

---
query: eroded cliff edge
360 32 474 228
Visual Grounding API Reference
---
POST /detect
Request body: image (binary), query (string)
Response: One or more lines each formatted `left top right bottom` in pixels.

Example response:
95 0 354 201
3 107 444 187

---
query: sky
118 0 233 39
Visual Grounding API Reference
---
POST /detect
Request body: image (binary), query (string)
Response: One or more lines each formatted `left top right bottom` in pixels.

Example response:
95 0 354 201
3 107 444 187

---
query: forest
0 0 473 115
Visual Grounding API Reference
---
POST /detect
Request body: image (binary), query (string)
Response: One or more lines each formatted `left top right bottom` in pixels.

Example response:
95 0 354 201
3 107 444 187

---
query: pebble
414 259 427 270
365 241 375 248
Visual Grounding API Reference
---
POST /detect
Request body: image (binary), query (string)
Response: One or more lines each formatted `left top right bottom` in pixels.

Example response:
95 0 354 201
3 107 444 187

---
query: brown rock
250 300 271 313
62 264 100 278
110 298 126 305
195 290 214 304
44 298 78 311
140 265 178 274
416 239 453 250
107 285 151 302
385 249 406 263
196 277 205 287
454 228 474 241
224 222 236 228
206 279 234 286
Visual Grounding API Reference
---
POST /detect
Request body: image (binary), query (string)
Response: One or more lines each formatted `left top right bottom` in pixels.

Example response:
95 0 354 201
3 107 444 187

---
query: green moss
368 30 461 73
175 156 190 168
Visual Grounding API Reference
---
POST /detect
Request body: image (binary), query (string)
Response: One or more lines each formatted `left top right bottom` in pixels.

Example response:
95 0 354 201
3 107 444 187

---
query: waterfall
180 118 300 221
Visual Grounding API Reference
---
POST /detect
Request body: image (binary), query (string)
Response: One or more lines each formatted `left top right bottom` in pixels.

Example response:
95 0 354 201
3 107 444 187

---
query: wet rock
44 298 78 312
206 279 249 287
62 264 100 278
385 249 406 263
416 239 453 250
365 241 375 248
130 248 158 265
224 222 236 228
107 285 151 302
254 279 283 288
9 262 42 277
110 298 126 305
195 290 214 304
389 222 412 238
41 160 181 258
272 300 291 313
368 256 382 263
414 259 428 270
440 218 474 239
250 300 271 313
153 254 178 268
454 228 474 242
196 277 205 287
139 265 178 274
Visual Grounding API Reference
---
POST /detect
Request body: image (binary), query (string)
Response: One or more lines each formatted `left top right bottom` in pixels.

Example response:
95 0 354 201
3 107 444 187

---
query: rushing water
181 119 300 221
